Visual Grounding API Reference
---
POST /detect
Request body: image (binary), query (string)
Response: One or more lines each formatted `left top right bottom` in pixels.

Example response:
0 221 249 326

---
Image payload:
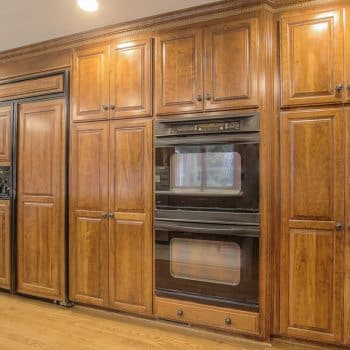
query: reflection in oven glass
170 238 241 286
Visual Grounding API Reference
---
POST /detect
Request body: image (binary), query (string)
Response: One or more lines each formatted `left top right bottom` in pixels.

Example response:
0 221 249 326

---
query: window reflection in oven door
155 220 260 311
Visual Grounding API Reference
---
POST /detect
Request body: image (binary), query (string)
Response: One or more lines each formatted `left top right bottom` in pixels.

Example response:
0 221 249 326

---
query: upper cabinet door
0 105 11 164
0 201 10 290
110 38 152 119
280 9 344 107
155 29 203 115
345 8 350 103
204 17 259 110
72 45 110 122
280 109 345 344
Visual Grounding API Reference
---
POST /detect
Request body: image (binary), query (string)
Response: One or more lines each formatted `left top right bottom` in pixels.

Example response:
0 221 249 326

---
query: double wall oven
155 114 260 312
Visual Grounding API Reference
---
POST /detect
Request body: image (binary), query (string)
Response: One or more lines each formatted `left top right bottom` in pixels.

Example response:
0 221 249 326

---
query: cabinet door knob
110 105 116 111
102 105 109 111
225 317 232 325
177 309 184 317
196 95 203 102
109 213 115 219
205 93 211 101
335 223 344 230
102 212 108 219
335 84 344 93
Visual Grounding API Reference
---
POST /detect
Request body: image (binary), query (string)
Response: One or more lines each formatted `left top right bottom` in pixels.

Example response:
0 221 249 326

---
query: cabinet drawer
0 74 64 101
154 296 259 336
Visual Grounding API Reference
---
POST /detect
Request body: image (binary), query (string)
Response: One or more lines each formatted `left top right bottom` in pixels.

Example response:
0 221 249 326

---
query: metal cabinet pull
177 309 184 317
108 213 115 219
225 317 232 325
335 84 344 93
102 105 109 111
205 93 211 101
101 212 108 219
110 105 116 111
335 223 344 230
196 95 203 102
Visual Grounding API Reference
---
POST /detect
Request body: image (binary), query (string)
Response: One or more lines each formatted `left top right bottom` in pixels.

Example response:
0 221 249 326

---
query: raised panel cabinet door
0 201 10 290
345 8 350 103
345 108 350 345
17 99 66 300
280 9 344 107
110 38 152 119
70 122 109 307
204 17 258 110
155 29 203 115
0 105 11 164
72 45 110 122
109 118 153 315
280 109 345 344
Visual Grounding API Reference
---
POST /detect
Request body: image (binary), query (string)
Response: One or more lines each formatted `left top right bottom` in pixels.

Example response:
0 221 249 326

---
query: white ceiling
0 0 217 52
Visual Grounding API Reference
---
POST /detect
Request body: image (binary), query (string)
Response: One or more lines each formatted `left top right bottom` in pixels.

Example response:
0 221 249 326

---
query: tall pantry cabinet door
280 9 344 107
345 7 350 103
72 45 110 122
155 29 203 115
17 99 66 300
0 201 10 290
345 108 350 345
69 122 109 307
0 105 11 164
280 109 345 344
109 118 153 315
204 17 259 110
110 38 152 118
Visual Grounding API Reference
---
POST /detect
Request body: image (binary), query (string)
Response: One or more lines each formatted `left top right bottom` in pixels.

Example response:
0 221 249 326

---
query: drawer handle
225 317 232 326
177 309 184 317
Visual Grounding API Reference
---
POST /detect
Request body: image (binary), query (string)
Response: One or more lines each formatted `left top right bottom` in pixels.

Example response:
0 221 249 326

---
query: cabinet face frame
110 38 152 119
72 44 110 122
204 16 259 111
280 8 344 107
155 28 204 115
0 200 10 290
280 108 345 344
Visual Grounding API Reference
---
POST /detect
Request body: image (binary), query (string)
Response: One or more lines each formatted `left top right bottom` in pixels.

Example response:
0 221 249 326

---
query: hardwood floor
0 292 335 350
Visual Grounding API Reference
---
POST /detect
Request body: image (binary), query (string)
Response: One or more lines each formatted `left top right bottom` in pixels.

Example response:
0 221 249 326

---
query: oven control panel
0 167 11 200
169 120 240 135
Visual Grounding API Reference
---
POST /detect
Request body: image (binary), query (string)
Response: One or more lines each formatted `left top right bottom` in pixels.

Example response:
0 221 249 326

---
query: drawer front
0 74 64 101
154 297 259 336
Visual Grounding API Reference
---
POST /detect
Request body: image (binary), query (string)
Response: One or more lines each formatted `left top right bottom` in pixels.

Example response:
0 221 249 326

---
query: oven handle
155 220 260 237
155 133 260 147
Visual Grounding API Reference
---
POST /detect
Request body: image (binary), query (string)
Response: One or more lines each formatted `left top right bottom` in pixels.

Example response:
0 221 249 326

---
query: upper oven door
155 133 259 212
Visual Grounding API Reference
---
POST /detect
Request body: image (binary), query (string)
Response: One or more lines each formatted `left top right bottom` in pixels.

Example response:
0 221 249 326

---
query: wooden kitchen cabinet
108 118 153 315
69 122 109 307
0 105 11 164
280 9 344 107
0 200 10 290
345 7 350 103
280 108 345 344
204 17 258 110
17 99 66 301
155 28 203 115
110 38 152 119
72 44 110 122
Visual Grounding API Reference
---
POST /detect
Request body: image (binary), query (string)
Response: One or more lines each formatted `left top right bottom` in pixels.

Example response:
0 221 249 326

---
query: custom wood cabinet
70 118 153 315
0 201 10 290
280 9 344 107
345 7 350 103
155 15 259 115
17 99 66 301
72 39 152 122
0 105 11 164
69 122 109 307
280 109 345 344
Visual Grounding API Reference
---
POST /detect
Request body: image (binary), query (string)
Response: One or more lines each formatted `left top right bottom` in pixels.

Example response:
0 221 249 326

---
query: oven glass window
170 238 241 286
170 144 242 194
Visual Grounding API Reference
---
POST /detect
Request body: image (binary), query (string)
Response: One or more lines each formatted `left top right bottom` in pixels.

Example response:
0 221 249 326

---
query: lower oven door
155 220 259 312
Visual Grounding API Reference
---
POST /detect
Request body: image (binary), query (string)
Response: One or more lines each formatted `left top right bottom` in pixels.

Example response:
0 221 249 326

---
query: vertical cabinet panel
204 17 258 110
110 38 152 118
73 45 110 122
155 29 203 115
345 108 350 345
0 201 10 290
280 109 344 344
70 122 109 306
345 8 350 103
0 105 11 164
280 9 344 106
109 118 152 315
17 99 66 300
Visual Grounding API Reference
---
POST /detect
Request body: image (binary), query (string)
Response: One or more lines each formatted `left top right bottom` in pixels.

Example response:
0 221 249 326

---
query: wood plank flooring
0 292 335 350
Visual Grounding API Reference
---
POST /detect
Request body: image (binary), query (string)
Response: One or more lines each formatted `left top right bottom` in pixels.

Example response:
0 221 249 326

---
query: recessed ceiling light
78 0 99 12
